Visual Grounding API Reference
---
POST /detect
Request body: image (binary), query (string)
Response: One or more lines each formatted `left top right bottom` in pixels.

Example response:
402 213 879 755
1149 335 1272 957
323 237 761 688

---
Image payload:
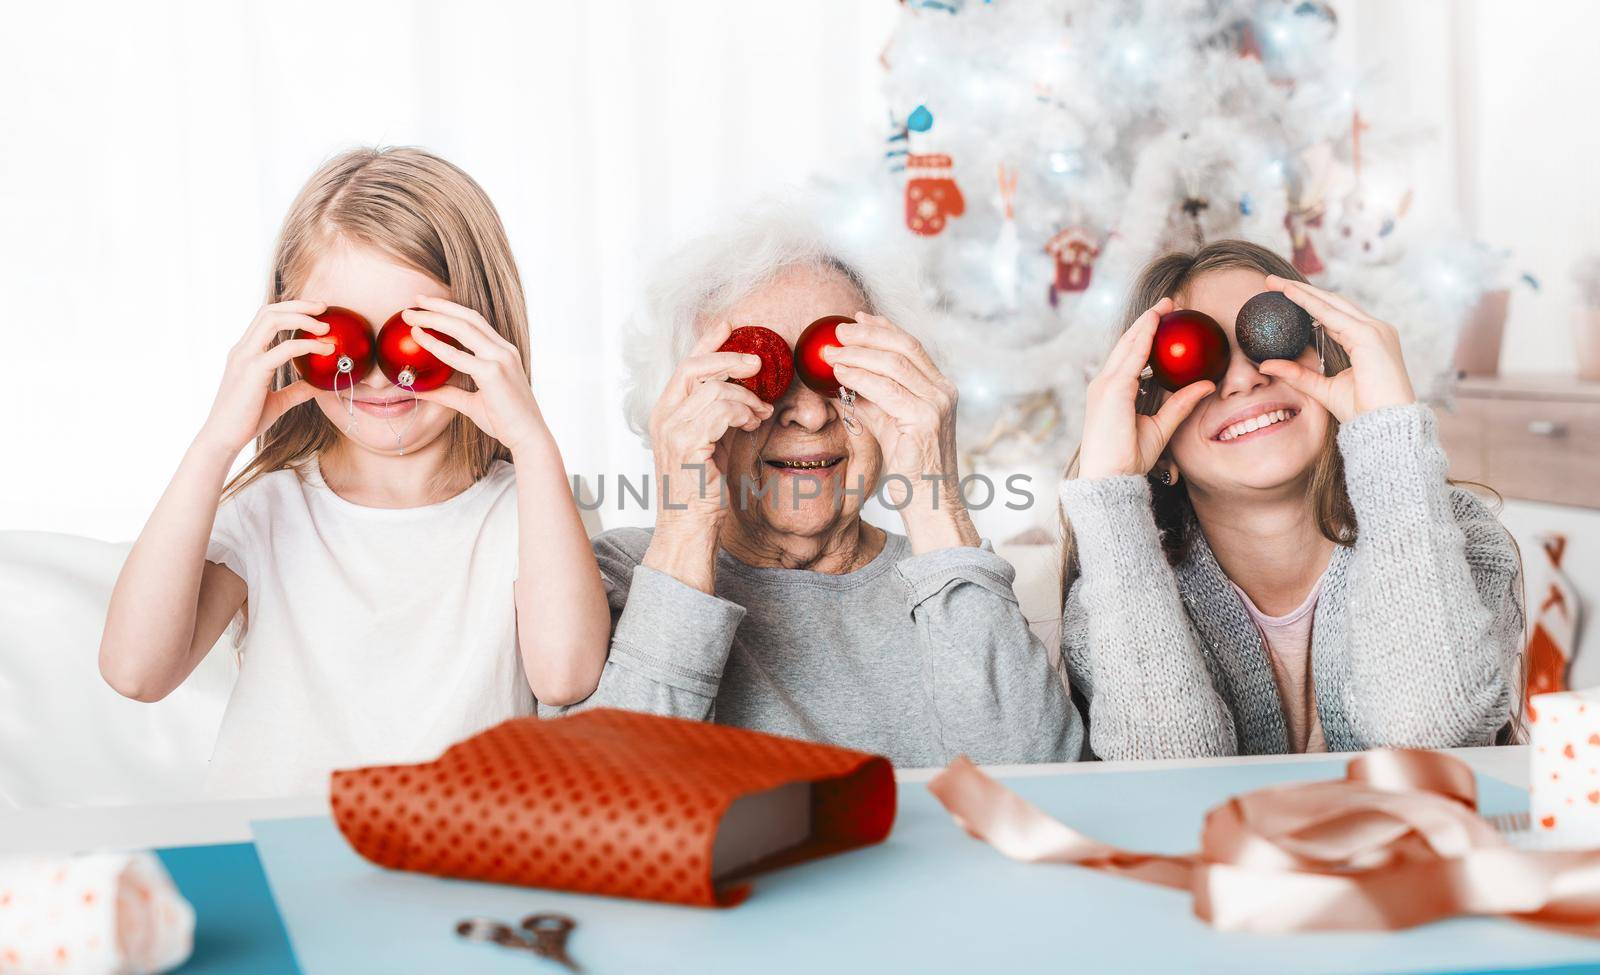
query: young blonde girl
1059 240 1523 760
100 146 610 797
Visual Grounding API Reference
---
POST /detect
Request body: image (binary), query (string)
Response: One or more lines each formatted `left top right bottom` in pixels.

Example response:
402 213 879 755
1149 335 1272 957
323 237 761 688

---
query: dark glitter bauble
1236 291 1314 363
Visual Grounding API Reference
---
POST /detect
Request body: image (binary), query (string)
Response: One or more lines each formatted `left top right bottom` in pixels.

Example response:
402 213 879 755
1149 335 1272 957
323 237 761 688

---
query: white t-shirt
203 453 532 798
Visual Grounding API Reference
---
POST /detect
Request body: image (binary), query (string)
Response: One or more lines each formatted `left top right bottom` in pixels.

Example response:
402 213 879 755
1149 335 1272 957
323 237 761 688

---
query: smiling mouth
1215 408 1298 442
763 457 843 472
352 397 416 416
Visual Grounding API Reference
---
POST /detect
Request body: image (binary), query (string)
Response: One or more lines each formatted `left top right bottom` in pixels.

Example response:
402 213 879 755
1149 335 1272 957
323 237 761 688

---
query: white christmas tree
818 0 1502 542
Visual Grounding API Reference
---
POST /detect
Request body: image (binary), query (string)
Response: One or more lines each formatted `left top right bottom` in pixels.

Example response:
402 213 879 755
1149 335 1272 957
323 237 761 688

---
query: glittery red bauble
292 306 375 390
793 315 855 398
717 325 794 403
376 310 465 391
1149 309 1230 392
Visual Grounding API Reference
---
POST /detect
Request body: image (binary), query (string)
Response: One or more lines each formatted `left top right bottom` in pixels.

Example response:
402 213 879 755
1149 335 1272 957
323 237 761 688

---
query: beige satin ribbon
927 749 1600 935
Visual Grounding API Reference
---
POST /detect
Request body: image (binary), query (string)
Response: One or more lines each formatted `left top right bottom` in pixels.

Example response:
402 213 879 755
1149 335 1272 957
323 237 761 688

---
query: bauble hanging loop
836 387 863 437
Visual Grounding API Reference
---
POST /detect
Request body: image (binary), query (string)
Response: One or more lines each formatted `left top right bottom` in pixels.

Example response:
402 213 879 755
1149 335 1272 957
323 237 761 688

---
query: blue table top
156 843 298 974
227 758 1600 975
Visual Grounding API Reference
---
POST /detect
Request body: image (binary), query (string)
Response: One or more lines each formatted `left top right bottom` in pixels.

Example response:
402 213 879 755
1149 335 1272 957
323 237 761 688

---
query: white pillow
993 541 1064 662
0 532 236 809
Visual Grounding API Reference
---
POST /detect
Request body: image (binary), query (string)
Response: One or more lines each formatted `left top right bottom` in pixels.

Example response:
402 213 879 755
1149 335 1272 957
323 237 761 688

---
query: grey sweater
545 528 1083 767
1059 403 1524 760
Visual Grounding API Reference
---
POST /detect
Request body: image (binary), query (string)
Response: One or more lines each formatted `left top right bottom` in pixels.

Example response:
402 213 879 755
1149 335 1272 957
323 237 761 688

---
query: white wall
1341 0 1600 376
1467 0 1600 374
3 0 1596 543
0 0 897 542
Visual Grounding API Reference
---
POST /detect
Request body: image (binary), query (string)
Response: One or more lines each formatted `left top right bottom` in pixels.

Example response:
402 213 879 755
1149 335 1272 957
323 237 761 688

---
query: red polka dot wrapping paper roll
328 709 897 907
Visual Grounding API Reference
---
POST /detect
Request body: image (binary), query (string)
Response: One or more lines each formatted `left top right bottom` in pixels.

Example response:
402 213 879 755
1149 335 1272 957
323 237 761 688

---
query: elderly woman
553 202 1083 766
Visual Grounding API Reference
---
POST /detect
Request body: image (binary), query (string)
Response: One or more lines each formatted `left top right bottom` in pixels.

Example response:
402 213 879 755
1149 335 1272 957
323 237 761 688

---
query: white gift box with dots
0 852 192 975
1529 688 1600 846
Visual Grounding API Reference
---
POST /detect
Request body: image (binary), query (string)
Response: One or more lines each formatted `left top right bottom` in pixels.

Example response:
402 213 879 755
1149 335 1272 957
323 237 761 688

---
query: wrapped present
330 709 896 907
1529 688 1600 844
0 852 193 975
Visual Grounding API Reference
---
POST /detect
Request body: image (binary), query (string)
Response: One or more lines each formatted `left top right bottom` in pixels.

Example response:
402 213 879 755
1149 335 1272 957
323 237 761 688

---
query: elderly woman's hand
826 313 979 552
642 320 774 591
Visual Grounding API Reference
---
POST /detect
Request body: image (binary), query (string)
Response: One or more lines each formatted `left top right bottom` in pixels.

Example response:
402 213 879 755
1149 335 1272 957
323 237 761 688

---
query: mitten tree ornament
905 153 965 237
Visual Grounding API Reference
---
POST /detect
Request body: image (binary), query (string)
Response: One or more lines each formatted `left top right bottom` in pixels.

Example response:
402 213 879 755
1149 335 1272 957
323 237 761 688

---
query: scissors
455 912 582 971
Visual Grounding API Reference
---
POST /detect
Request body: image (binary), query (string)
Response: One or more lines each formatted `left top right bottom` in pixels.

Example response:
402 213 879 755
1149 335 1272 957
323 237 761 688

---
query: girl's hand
646 320 773 534
827 312 961 508
1077 297 1215 481
1256 275 1415 423
197 300 333 456
404 296 549 456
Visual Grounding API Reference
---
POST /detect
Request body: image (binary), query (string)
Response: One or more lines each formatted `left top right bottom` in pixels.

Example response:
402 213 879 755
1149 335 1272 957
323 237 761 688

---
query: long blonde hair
1058 239 1355 595
225 146 531 499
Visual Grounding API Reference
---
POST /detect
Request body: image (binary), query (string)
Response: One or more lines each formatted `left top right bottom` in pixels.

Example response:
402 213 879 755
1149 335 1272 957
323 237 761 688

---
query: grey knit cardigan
1059 403 1525 760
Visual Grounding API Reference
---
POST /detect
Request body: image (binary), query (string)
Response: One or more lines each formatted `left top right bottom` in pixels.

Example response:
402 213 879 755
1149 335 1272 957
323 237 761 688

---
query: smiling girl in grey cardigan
1059 241 1523 760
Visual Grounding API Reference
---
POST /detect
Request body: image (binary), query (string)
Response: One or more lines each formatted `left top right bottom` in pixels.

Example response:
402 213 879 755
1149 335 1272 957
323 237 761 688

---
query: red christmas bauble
717 325 794 403
292 306 375 390
1148 309 1230 392
793 315 855 398
376 310 465 392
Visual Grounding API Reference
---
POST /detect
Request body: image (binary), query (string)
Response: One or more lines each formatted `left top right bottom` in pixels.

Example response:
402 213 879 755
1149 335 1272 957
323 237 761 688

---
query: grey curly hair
620 194 926 445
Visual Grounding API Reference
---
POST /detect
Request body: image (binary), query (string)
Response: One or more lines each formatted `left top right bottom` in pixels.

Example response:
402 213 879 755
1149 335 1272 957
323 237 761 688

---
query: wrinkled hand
646 320 773 535
1255 276 1415 423
197 299 333 456
826 312 961 509
405 295 549 455
1076 296 1215 480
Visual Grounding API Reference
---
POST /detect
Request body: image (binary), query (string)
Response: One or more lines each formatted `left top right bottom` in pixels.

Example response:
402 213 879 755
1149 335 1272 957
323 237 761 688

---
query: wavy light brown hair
1058 239 1355 594
224 146 531 499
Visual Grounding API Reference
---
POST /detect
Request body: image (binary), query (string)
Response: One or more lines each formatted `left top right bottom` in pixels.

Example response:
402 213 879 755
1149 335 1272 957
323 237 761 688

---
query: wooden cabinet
1432 376 1600 509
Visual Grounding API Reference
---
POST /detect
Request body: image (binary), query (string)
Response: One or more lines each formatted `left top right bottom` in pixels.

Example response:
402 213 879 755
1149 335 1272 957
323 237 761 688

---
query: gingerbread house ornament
1045 227 1099 307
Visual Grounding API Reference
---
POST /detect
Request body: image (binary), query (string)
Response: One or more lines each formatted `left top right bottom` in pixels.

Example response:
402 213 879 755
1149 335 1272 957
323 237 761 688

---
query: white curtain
0 0 895 540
